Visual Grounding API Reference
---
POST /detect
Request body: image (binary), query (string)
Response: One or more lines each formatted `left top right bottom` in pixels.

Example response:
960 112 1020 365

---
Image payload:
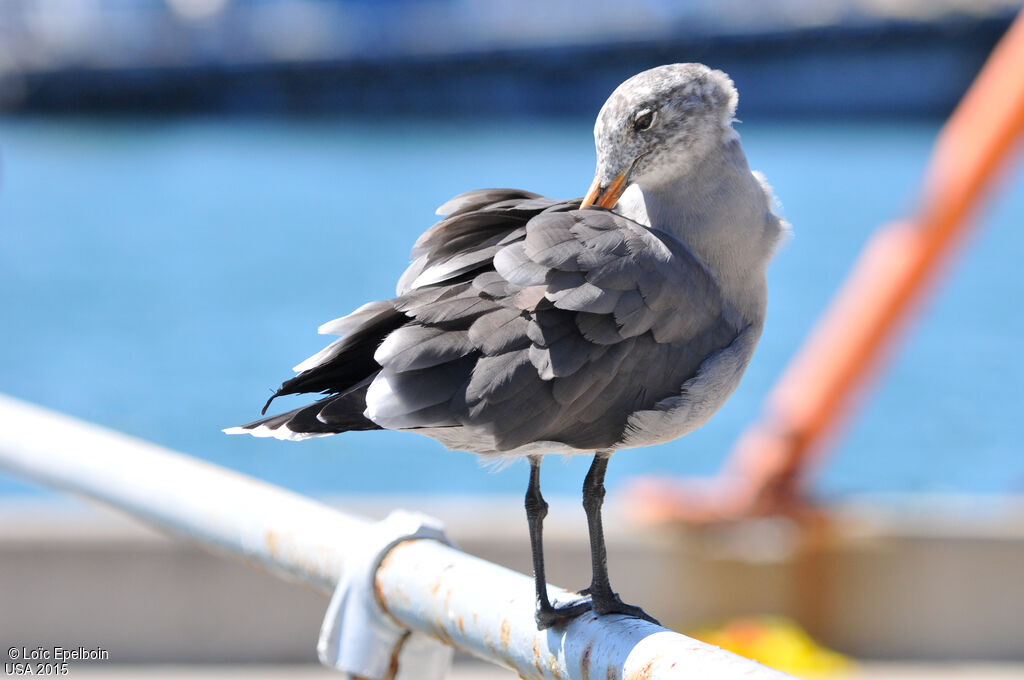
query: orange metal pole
632 11 1024 523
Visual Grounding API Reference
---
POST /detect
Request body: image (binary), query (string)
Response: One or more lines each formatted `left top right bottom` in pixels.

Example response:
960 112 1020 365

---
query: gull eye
632 109 656 132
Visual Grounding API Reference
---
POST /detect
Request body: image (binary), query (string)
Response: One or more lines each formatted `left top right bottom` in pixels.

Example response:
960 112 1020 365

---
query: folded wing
229 188 742 452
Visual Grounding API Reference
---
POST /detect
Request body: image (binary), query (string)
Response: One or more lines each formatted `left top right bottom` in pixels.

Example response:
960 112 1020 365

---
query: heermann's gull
227 63 786 629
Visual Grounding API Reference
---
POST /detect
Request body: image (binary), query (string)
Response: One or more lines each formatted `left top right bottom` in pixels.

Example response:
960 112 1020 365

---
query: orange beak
580 170 629 209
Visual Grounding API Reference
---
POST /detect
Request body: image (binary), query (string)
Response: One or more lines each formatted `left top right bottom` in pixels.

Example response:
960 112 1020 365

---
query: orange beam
632 11 1024 523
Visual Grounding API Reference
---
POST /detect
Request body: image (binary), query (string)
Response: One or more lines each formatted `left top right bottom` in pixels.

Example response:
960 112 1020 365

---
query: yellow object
691 617 852 678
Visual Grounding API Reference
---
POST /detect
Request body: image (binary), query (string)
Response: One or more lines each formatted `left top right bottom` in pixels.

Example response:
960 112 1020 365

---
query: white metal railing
0 394 794 680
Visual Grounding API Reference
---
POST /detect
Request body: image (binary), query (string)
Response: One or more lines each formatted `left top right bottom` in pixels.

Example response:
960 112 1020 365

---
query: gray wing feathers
295 300 397 372
464 351 534 404
471 271 516 298
547 277 621 314
401 194 537 295
317 300 396 337
397 289 494 325
468 309 531 355
366 357 475 423
521 213 580 267
261 188 738 454
550 339 631 407
376 201 738 451
373 324 473 372
492 242 548 287
407 245 502 289
434 188 543 217
574 312 624 345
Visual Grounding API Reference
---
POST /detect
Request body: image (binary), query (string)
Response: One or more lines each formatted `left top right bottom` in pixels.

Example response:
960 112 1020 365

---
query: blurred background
1 1 1022 678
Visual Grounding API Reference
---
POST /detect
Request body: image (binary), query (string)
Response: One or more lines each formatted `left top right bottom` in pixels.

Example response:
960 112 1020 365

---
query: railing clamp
318 509 454 680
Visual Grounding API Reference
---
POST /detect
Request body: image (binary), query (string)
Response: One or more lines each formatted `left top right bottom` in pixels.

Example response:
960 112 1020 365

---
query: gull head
582 63 739 209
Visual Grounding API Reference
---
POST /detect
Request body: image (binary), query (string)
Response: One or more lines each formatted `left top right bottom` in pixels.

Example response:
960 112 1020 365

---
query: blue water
0 117 1021 499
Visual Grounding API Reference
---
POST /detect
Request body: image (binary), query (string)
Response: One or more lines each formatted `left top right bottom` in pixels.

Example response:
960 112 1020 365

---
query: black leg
582 452 660 625
525 456 590 629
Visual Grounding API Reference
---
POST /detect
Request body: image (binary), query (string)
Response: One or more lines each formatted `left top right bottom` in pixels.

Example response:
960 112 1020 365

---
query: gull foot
592 593 660 625
535 597 592 630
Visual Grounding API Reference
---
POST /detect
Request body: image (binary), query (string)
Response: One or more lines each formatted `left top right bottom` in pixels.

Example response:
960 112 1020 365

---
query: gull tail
224 379 381 441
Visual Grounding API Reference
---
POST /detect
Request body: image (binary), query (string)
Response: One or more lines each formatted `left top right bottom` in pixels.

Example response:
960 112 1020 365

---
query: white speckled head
592 63 738 193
